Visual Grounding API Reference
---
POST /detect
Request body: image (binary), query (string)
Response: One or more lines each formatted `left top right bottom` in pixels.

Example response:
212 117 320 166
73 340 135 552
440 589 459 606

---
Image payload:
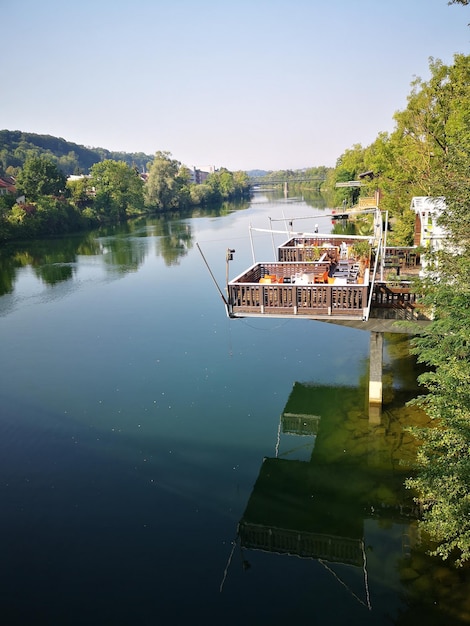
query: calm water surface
0 193 469 625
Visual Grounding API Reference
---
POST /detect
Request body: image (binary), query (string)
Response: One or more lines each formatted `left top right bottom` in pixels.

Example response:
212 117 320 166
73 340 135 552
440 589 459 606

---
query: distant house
66 174 95 198
184 165 216 184
0 175 16 196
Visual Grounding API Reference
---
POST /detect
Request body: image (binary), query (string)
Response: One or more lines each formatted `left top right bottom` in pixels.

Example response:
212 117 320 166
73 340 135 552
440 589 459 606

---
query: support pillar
369 331 383 423
284 181 288 197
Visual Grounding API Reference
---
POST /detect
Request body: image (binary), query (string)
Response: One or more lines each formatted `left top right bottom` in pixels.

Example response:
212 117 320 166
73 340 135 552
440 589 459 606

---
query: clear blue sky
3 0 469 171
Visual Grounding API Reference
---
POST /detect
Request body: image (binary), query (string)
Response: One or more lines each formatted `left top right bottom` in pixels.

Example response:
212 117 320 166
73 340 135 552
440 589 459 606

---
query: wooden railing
278 245 339 263
372 282 418 308
228 261 369 319
234 261 331 283
370 281 430 320
228 282 368 318
278 237 361 263
384 247 420 268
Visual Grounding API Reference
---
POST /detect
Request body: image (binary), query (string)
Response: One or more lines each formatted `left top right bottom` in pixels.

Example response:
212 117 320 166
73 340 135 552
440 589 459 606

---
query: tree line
326 54 470 247
406 55 470 567
0 129 152 176
0 151 251 240
325 51 470 566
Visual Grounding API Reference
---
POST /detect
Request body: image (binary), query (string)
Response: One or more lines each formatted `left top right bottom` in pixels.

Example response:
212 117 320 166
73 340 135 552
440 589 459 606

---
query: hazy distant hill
246 169 271 177
0 130 154 176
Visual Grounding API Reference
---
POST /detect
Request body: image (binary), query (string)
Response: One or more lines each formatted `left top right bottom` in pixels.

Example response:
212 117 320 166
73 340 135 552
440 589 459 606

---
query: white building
184 165 216 184
411 196 447 251
411 196 447 277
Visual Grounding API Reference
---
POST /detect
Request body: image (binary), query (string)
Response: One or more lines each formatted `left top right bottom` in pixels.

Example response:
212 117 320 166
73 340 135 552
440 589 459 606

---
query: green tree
405 54 470 566
90 159 144 219
233 170 250 196
329 55 470 246
145 151 182 210
189 183 213 205
174 164 192 208
67 176 91 208
205 169 229 200
15 155 66 201
331 144 366 207
324 55 470 565
205 168 250 201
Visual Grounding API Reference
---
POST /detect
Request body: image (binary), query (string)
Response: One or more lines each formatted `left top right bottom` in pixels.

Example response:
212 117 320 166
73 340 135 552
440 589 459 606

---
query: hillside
246 169 271 178
0 130 154 176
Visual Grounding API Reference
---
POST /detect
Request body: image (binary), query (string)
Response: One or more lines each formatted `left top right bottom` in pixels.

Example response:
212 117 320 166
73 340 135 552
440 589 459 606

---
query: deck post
369 331 383 422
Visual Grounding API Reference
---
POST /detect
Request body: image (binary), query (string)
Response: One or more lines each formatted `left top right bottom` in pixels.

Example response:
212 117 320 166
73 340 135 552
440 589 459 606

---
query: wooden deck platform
226 243 427 324
227 260 369 320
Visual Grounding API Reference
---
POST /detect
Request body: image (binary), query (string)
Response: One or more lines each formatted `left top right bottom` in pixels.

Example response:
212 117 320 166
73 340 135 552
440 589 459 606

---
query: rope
219 538 238 593
361 540 372 610
318 557 372 610
275 419 281 458
240 318 291 331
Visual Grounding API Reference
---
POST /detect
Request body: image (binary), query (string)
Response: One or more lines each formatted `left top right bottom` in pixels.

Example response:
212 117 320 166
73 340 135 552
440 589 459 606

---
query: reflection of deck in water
281 413 321 436
237 382 420 568
239 457 365 567
238 521 364 566
221 382 423 603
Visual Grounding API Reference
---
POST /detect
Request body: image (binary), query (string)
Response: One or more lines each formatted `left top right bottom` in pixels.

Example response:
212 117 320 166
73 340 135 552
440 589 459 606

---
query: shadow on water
222 341 470 625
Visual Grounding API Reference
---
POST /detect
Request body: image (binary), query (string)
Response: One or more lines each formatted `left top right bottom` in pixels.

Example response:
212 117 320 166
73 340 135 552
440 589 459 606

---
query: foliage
0 147 252 237
144 154 250 211
15 155 67 201
189 183 213 205
329 55 470 246
145 151 183 210
331 144 366 207
5 197 84 238
325 52 470 566
66 176 92 207
402 54 470 565
351 239 371 259
204 168 250 202
90 160 144 220
0 129 153 176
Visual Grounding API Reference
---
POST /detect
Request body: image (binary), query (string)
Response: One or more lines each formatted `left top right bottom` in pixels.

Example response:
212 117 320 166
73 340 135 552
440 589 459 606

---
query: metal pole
365 240 381 320
225 248 235 296
196 243 228 307
269 217 276 261
249 223 255 264
381 210 389 282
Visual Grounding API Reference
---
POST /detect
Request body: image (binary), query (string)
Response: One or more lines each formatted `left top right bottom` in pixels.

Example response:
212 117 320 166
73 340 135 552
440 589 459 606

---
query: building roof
0 176 16 192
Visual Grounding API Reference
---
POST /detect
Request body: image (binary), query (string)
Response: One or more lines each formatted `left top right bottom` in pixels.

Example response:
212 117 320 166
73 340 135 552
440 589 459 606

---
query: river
0 191 468 625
